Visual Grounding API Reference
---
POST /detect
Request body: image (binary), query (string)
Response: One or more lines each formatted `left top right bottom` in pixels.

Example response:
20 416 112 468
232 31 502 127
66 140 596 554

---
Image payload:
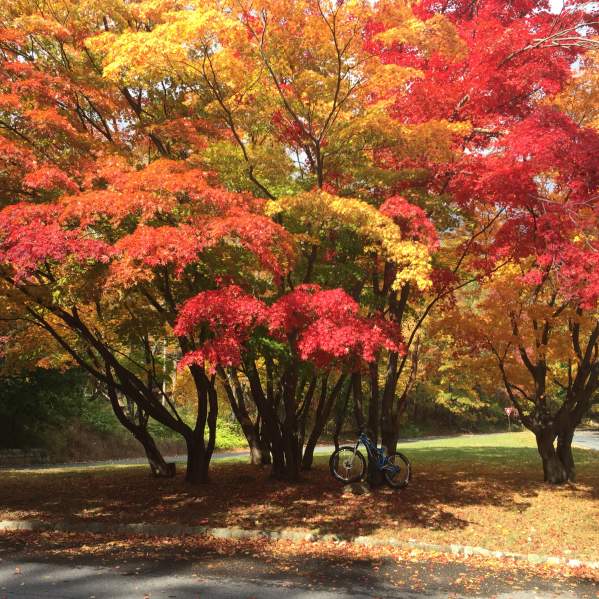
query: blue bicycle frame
354 432 400 473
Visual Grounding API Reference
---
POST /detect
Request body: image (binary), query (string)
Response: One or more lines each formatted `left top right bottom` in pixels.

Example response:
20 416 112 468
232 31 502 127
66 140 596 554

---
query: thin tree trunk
269 433 287 478
279 359 301 480
246 361 292 479
352 372 365 432
202 377 218 481
297 374 318 452
221 369 270 465
137 426 176 478
302 374 346 470
368 362 380 446
333 382 352 450
184 366 217 484
281 425 301 481
246 423 269 465
256 417 272 465
380 352 399 453
105 366 174 477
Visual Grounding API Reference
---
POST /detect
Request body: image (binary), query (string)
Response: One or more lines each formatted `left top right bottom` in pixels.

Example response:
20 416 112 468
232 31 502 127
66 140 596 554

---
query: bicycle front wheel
383 452 411 488
329 446 366 484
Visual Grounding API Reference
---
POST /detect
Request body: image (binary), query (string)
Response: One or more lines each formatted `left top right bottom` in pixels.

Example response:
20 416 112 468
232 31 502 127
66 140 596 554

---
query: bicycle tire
383 452 411 488
329 446 366 484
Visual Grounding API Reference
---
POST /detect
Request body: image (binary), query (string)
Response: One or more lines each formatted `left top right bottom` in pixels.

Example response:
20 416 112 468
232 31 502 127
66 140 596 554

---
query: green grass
398 430 598 470
402 431 540 464
403 430 536 449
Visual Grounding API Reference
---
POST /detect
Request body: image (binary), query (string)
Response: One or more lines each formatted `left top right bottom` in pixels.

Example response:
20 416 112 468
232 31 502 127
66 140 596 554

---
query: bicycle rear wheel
383 452 411 488
329 446 366 484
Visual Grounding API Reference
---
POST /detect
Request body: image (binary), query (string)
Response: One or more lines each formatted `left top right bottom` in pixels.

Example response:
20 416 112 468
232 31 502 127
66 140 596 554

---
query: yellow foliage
553 46 599 131
267 191 432 290
86 4 241 84
363 64 424 92
397 120 472 162
374 3 467 60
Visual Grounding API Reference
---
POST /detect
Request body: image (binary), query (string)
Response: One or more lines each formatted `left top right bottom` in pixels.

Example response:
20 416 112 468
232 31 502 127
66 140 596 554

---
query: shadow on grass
1 445 598 546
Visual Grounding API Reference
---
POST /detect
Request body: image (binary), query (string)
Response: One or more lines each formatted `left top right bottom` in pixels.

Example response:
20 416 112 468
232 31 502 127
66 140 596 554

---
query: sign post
504 406 518 431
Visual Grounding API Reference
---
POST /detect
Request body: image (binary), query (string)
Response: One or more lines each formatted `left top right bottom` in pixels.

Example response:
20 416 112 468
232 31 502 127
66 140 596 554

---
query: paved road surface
0 557 596 599
572 428 599 451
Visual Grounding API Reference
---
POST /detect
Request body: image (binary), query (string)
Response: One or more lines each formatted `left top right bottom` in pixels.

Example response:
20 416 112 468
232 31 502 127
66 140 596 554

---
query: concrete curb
1 519 597 570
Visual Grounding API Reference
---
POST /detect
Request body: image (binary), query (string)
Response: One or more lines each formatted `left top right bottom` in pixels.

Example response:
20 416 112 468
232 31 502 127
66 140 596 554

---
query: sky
549 0 599 12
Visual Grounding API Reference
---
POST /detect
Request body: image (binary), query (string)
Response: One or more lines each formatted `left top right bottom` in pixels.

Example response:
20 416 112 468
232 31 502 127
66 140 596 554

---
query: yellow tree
446 258 599 485
88 0 469 197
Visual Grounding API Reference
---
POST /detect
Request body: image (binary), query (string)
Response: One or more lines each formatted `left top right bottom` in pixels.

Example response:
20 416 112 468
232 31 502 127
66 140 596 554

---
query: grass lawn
1 432 598 561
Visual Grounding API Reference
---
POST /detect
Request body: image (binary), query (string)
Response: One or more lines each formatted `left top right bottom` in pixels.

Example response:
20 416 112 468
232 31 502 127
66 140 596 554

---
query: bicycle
329 432 411 488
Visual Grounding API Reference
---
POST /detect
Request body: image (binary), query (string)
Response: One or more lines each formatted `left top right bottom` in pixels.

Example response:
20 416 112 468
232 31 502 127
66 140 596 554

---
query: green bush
148 407 247 450
0 368 89 448
213 418 247 450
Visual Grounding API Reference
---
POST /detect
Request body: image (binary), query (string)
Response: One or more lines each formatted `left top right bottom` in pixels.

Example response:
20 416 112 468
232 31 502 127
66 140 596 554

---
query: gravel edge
0 519 597 570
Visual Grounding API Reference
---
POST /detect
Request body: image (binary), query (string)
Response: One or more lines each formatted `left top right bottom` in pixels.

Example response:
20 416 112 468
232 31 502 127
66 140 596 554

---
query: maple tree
448 269 598 484
439 100 599 483
0 159 295 483
435 59 599 482
0 0 598 487
176 283 403 478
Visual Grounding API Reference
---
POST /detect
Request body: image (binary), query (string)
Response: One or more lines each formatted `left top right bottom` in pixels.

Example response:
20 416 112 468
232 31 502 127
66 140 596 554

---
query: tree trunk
381 391 409 455
246 425 270 465
368 362 380 446
256 417 272 465
264 427 301 480
367 454 384 487
302 375 346 470
220 368 271 466
185 434 210 484
333 383 352 451
269 434 287 478
351 372 365 431
535 430 568 484
381 430 399 456
301 438 318 471
134 426 176 478
281 424 301 480
380 352 399 454
181 366 218 484
279 360 301 481
203 379 218 481
556 427 576 482
243 359 304 480
245 361 298 478
104 372 174 478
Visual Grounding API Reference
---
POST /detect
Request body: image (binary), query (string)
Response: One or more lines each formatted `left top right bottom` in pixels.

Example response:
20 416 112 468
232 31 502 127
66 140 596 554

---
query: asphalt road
0 556 596 599
572 428 599 451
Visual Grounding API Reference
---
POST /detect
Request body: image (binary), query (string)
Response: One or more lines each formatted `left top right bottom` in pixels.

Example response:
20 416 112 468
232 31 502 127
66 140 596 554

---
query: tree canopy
0 0 597 484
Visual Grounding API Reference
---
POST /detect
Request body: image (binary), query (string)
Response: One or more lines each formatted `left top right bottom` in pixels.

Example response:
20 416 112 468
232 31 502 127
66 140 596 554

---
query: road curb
0 519 597 570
